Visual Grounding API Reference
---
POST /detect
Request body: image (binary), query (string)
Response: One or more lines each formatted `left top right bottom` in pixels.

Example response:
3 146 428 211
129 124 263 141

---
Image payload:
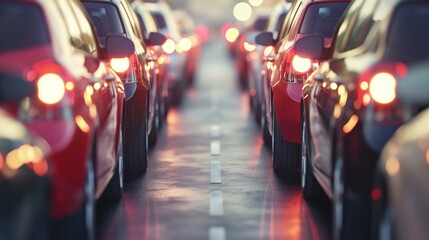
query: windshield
385 3 429 63
300 2 349 37
82 2 125 44
0 3 49 53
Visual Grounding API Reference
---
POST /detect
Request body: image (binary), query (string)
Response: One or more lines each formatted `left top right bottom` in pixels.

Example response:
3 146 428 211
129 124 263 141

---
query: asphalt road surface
96 36 333 240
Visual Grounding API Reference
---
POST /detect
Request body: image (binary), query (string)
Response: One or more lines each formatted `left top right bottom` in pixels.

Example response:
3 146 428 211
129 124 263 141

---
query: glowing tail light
225 27 239 43
110 57 130 73
263 46 273 57
243 41 256 52
162 38 176 54
37 73 65 105
291 55 312 73
369 73 396 104
177 37 192 52
358 63 407 106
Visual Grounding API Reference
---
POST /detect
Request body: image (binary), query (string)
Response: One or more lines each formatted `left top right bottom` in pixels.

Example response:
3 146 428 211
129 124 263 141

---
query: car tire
261 104 271 147
170 81 185 107
301 118 323 199
52 150 96 240
148 99 158 148
123 104 148 182
103 126 123 201
272 108 300 175
371 167 394 240
332 133 369 240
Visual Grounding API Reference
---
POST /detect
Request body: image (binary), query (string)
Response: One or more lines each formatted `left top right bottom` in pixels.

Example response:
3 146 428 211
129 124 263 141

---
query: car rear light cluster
110 53 139 84
162 38 176 54
18 60 74 121
358 62 407 106
284 49 318 83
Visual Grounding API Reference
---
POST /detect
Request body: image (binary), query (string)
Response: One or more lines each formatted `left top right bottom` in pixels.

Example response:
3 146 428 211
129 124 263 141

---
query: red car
255 0 350 174
0 0 133 238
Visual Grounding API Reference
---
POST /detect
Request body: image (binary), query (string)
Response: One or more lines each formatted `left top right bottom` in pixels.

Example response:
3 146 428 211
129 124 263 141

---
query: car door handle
145 56 157 62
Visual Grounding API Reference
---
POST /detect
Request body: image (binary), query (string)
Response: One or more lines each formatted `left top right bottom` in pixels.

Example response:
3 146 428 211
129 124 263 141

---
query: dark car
372 61 429 240
255 0 350 174
81 0 166 180
0 73 50 240
298 0 429 239
143 1 189 106
0 0 133 239
132 0 169 128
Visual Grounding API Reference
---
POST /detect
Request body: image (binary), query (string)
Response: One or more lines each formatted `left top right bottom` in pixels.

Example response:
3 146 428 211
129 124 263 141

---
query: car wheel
170 81 185 107
52 150 96 240
371 168 394 240
301 119 322 199
148 98 158 147
123 104 148 182
272 107 300 175
104 125 123 200
332 133 368 240
261 104 271 147
253 97 262 126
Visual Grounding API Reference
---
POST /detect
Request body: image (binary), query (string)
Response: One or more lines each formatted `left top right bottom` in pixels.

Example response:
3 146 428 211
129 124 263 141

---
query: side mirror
105 34 135 58
255 31 274 46
0 73 35 101
146 32 167 46
397 61 429 106
294 34 324 59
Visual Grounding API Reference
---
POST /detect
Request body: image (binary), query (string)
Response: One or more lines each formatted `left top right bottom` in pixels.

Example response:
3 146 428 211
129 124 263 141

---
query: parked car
372 61 429 240
298 0 429 239
255 0 350 174
247 0 291 130
235 9 270 90
173 8 202 87
0 0 133 239
132 0 169 128
144 0 189 106
0 73 51 240
81 0 166 180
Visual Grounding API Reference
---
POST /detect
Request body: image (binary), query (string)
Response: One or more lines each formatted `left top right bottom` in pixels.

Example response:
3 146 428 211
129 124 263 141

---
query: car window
121 0 144 41
0 2 49 53
300 2 349 37
68 0 98 55
385 3 429 63
151 11 167 30
277 0 300 40
82 2 125 45
334 0 377 53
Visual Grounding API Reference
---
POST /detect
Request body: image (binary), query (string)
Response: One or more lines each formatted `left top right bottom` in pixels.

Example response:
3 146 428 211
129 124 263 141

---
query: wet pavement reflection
96 36 333 240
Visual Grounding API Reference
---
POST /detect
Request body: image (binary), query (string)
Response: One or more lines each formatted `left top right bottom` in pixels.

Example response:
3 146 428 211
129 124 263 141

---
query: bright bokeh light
178 37 192 52
291 55 312 73
162 39 176 54
233 2 252 22
249 0 263 7
263 46 273 57
243 41 256 52
38 73 65 104
110 57 130 73
369 72 396 104
225 27 240 43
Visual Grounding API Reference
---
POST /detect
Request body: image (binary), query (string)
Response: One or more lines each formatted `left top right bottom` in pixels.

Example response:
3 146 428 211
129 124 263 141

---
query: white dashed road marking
209 227 226 240
210 160 222 184
211 141 221 155
210 190 224 216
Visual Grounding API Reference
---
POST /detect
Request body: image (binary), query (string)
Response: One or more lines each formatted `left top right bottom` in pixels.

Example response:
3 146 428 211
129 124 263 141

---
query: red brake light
291 55 312 73
243 41 256 52
37 73 65 105
162 38 176 54
177 37 192 52
110 57 130 73
358 63 407 106
369 73 396 104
